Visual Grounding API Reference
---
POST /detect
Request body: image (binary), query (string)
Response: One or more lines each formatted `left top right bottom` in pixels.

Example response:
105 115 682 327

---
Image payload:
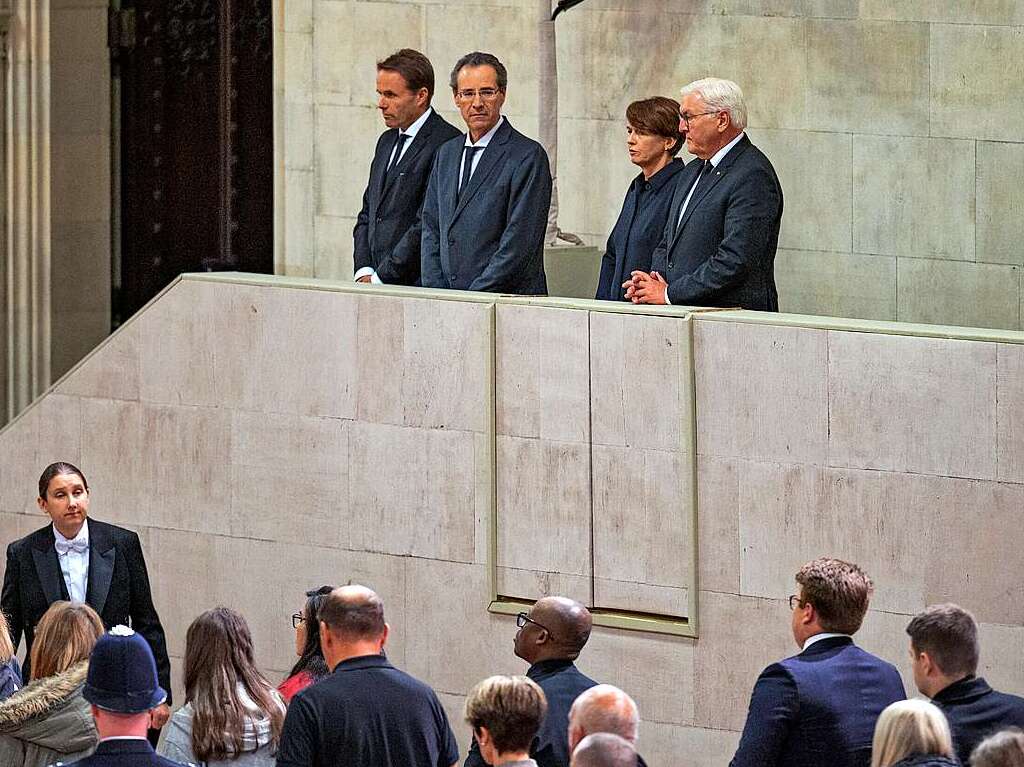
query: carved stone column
2 0 50 423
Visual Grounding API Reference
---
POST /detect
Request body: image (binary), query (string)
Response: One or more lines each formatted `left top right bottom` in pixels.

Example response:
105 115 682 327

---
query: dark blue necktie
459 146 481 199
387 133 410 173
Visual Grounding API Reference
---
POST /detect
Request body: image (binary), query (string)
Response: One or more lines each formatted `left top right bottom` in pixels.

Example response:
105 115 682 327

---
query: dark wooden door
112 0 273 325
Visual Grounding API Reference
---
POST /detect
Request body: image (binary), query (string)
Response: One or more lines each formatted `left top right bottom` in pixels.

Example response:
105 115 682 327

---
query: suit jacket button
375 217 382 223
668 261 673 269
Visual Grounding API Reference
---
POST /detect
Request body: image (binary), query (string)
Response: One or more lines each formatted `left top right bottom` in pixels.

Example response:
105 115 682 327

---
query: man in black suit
465 596 597 767
626 77 782 310
0 462 172 736
908 603 1024 766
353 49 461 286
730 557 905 767
421 51 551 295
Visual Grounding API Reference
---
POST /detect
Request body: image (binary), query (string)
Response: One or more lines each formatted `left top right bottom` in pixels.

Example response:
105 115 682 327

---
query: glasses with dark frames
291 613 305 629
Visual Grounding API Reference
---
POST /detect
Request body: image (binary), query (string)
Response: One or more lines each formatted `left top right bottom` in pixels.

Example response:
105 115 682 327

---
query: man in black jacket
353 48 460 286
908 604 1024 766
465 596 597 767
1 462 172 738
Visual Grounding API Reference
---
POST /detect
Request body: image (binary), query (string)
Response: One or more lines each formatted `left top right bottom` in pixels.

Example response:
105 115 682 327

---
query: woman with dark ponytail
278 585 334 704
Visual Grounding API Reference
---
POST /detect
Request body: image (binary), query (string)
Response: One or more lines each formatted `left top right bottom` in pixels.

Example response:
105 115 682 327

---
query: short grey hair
571 733 637 767
569 685 639 744
680 77 748 130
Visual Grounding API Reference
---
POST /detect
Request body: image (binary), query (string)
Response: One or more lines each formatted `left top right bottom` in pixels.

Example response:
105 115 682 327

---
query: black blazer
652 134 782 310
933 676 1024 766
1 519 171 704
353 109 461 285
62 738 184 767
596 159 686 301
421 118 551 295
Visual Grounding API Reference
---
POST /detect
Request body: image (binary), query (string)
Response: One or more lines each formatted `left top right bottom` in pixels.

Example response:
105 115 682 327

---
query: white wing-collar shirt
53 518 90 602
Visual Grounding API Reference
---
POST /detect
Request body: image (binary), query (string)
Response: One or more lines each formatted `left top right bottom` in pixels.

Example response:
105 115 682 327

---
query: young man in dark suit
730 557 906 767
626 77 783 311
0 462 172 738
908 603 1024 766
353 48 460 286
421 51 552 295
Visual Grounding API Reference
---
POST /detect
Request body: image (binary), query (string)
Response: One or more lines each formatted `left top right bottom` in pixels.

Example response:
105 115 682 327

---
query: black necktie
677 161 714 234
459 146 481 198
387 133 410 173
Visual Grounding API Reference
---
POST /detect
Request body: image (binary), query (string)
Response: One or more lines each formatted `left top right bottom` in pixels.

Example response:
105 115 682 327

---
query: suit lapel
380 113 437 199
86 522 115 616
31 530 67 605
451 119 512 225
372 128 397 203
671 137 752 249
667 162 703 250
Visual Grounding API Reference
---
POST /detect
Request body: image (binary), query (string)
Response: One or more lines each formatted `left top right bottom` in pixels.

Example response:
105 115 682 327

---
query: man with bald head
465 596 598 767
567 685 647 767
570 733 637 767
276 585 459 767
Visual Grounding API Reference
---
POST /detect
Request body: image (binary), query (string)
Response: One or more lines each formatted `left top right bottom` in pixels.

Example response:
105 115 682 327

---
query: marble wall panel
315 215 357 281
579 626 695 727
692 591 795 731
496 305 590 443
754 130 851 253
349 422 476 562
774 250 896 321
640 722 741 767
0 407 46 516
283 169 317 277
854 607 917 696
897 259 1020 331
315 104 383 218
496 436 591 580
695 455 741 595
592 445 691 616
859 0 1024 24
591 313 687 452
853 136 976 262
996 344 1024 484
356 296 491 433
930 24 1024 143
496 567 592 607
693 320 828 464
978 622 1024 698
75 398 144 530
977 141 1024 267
55 324 140 402
827 332 997 479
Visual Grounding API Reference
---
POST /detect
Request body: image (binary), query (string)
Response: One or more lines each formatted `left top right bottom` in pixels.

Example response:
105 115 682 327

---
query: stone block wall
3 274 1024 765
276 1 1024 328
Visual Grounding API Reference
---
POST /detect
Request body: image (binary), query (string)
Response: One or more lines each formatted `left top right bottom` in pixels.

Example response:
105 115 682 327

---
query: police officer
62 625 189 767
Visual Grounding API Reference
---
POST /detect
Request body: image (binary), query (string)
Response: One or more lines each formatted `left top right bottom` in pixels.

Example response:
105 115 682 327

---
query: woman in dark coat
595 97 686 301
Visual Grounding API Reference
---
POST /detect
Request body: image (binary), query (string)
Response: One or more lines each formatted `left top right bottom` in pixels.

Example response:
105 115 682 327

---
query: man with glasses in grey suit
421 51 551 295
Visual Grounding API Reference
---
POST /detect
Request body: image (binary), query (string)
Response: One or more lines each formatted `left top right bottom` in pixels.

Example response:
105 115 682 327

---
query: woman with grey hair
971 729 1024 767
465 675 548 767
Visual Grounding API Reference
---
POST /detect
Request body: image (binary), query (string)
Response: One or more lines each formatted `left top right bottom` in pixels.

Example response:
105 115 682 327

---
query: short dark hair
449 51 507 93
319 588 385 641
906 604 979 678
795 557 873 635
626 97 684 157
377 48 435 100
464 675 547 755
39 462 89 499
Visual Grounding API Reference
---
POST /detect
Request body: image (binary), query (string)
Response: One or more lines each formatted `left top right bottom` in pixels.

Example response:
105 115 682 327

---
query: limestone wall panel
896 259 1020 331
977 142 1024 267
775 250 896 321
997 344 1024 484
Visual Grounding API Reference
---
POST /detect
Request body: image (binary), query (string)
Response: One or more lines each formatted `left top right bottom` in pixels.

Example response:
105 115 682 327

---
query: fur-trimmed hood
0 660 89 729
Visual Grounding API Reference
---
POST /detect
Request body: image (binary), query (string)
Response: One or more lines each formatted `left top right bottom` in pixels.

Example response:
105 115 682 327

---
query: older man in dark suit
730 558 905 767
1 462 172 740
421 51 551 295
626 77 782 310
354 49 460 286
907 604 1024 766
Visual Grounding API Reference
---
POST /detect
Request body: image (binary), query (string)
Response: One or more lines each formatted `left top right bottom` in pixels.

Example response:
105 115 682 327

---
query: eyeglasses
788 594 806 610
679 111 719 128
456 88 501 102
516 611 553 636
291 613 305 629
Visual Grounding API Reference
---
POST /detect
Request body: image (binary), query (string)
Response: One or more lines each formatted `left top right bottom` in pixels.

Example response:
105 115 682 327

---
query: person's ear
319 620 332 649
379 623 390 650
416 87 429 109
919 650 935 676
36 496 47 513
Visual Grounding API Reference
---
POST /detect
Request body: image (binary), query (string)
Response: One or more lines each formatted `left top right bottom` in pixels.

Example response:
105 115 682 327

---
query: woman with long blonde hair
0 601 104 767
872 698 958 767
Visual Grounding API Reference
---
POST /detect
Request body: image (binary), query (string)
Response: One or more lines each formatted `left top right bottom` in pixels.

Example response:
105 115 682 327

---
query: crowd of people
354 48 782 311
2 466 1024 767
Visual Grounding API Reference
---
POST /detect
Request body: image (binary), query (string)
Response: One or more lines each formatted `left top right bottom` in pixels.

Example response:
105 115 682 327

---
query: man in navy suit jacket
907 603 1024 766
353 49 460 286
730 558 906 767
626 77 782 310
421 52 551 295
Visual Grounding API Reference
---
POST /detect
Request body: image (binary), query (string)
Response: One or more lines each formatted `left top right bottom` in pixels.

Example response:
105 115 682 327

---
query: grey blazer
421 118 551 295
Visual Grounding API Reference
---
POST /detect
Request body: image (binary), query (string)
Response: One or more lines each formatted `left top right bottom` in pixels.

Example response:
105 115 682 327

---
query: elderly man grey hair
679 76 748 131
571 733 637 767
568 684 640 752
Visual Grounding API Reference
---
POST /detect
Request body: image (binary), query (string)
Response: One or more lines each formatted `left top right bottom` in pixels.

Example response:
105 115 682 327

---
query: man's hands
622 270 669 304
150 703 171 729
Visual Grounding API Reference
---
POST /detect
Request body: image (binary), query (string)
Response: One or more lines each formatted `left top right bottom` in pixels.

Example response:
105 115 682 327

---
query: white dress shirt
458 115 505 190
354 107 435 285
53 519 89 602
665 131 747 305
802 632 851 651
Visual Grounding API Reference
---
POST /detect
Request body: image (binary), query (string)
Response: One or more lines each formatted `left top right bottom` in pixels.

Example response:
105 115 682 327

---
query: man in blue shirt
730 557 905 767
276 585 459 767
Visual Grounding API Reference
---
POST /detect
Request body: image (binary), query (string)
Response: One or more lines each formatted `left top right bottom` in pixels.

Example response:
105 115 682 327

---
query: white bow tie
55 538 88 556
